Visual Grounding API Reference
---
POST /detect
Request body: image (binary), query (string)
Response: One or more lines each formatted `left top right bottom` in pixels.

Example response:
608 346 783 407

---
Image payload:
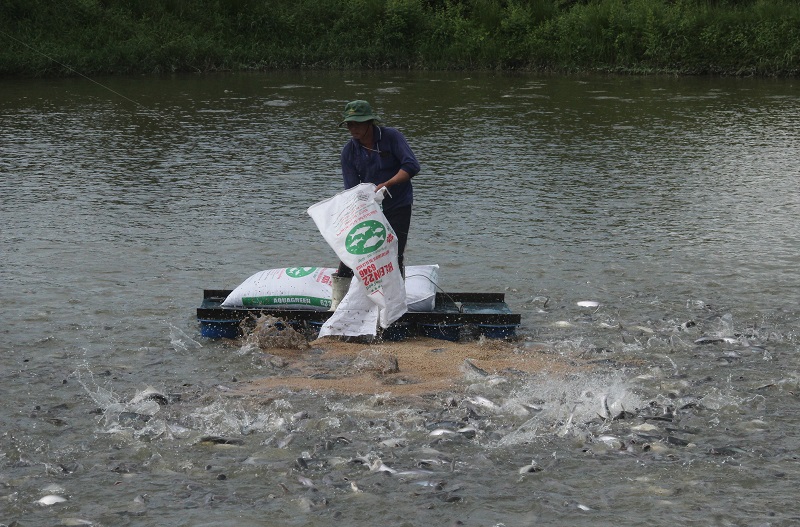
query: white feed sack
223 264 438 313
307 184 408 334
404 264 439 312
221 267 335 310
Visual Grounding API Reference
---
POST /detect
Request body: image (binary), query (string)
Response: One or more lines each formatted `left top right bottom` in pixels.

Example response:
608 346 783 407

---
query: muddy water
1 71 799 526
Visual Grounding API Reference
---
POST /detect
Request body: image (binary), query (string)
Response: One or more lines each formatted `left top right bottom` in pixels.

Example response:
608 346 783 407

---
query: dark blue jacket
341 125 420 211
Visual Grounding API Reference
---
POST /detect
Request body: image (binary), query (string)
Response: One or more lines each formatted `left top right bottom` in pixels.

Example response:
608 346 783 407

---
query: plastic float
197 289 521 342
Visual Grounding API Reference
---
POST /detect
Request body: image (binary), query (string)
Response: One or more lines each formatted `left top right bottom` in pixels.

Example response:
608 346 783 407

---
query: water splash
168 324 204 352
74 366 166 428
495 371 645 446
188 399 289 437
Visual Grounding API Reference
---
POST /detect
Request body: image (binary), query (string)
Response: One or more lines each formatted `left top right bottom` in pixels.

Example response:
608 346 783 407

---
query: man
331 100 420 309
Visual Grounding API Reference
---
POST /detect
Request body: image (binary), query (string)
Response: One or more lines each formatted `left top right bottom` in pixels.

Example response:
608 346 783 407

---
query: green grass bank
1 0 798 77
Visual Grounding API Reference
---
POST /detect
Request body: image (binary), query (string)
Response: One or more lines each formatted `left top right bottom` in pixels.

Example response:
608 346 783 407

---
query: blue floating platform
199 319 240 339
418 322 463 342
306 320 325 329
381 322 413 341
197 290 521 342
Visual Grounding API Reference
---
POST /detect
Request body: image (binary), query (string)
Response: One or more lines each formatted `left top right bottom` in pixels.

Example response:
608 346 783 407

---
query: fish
558 405 577 437
457 426 478 438
395 468 436 478
197 436 244 446
370 459 397 474
522 402 544 413
460 359 488 379
518 459 542 474
130 387 169 406
37 495 67 506
642 442 670 453
277 433 296 448
466 395 501 412
291 411 309 422
417 458 450 468
429 428 457 437
276 433 297 448
707 445 749 456
297 476 315 488
595 435 624 449
600 395 612 420
631 423 659 432
666 436 691 447
425 420 462 431
350 454 372 465
412 480 444 488
504 402 538 417
694 336 739 345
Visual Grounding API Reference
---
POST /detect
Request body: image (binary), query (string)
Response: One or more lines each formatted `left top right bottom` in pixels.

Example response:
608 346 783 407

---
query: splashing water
496 371 646 446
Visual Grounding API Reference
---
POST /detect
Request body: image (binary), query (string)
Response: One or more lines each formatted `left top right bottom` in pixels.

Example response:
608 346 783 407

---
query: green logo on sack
345 220 386 254
285 267 316 278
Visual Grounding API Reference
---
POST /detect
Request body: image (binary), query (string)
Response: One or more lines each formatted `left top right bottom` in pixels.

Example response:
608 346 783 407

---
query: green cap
339 100 381 126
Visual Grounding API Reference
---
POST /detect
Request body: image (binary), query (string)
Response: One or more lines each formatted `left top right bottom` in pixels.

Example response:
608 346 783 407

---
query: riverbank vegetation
1 0 798 77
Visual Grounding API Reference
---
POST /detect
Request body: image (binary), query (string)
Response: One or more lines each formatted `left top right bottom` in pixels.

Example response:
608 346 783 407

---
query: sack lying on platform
404 264 439 312
221 264 437 314
221 267 334 310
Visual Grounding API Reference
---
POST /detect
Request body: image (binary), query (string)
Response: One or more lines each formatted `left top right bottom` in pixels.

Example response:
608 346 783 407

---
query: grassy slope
0 0 797 77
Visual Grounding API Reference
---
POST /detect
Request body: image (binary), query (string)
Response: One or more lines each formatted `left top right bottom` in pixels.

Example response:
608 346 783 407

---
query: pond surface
1 71 799 526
